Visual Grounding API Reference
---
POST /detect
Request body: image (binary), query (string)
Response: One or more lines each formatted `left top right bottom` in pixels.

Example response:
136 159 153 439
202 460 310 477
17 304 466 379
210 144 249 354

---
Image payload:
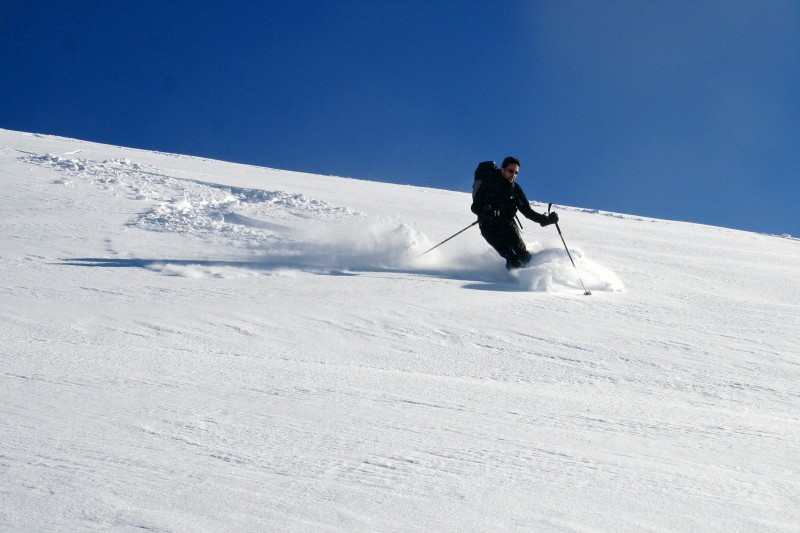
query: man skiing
471 156 558 270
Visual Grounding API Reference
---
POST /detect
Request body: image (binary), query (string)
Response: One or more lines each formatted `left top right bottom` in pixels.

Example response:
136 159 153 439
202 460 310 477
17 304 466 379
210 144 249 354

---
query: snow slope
1 129 798 532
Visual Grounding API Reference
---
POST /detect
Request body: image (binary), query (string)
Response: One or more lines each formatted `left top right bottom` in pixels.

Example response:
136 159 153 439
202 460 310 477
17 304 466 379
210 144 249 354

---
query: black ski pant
480 220 531 269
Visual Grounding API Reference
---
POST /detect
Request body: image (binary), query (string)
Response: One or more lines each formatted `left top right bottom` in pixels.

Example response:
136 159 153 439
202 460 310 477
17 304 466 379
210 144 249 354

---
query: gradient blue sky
3 1 798 236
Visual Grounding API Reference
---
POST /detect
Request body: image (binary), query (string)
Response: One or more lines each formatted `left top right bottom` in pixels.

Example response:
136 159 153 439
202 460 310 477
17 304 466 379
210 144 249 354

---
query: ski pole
418 220 478 258
548 203 591 296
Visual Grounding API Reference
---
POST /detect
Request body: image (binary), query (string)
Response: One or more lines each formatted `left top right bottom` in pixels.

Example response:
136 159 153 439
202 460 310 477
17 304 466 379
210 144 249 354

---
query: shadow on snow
57 257 529 292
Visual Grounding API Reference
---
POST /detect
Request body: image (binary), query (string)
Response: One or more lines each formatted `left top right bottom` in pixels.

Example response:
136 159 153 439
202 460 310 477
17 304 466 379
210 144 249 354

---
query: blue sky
2 1 798 236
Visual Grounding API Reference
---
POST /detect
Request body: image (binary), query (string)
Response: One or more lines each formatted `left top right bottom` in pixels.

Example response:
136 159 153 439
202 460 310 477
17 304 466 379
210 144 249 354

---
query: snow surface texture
1 129 798 531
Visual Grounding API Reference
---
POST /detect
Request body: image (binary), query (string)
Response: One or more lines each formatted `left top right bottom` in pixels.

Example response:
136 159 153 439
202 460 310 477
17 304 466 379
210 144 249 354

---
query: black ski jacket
471 168 548 228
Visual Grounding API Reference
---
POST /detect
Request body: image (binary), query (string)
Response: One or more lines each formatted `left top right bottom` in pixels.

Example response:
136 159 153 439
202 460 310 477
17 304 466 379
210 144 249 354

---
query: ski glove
540 211 559 226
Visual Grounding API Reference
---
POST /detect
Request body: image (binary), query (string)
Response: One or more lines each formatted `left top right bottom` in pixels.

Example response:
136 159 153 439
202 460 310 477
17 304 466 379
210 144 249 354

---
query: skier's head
501 156 520 183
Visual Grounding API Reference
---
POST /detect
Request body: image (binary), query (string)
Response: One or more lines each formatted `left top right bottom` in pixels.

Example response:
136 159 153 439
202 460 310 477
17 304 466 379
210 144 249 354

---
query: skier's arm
515 186 549 225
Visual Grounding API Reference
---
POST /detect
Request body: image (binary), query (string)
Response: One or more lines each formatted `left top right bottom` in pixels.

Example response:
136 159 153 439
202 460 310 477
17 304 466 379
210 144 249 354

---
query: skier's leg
481 225 512 259
510 227 532 266
481 224 522 270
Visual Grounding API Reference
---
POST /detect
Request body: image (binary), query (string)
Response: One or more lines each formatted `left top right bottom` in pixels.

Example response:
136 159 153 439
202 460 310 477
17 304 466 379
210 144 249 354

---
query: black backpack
473 161 499 199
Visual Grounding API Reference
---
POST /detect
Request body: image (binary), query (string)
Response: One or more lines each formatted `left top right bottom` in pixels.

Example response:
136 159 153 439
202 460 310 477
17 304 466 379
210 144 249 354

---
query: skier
471 156 559 270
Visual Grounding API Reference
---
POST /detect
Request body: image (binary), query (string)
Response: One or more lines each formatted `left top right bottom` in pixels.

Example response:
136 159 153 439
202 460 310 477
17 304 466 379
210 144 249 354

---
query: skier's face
502 164 519 183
